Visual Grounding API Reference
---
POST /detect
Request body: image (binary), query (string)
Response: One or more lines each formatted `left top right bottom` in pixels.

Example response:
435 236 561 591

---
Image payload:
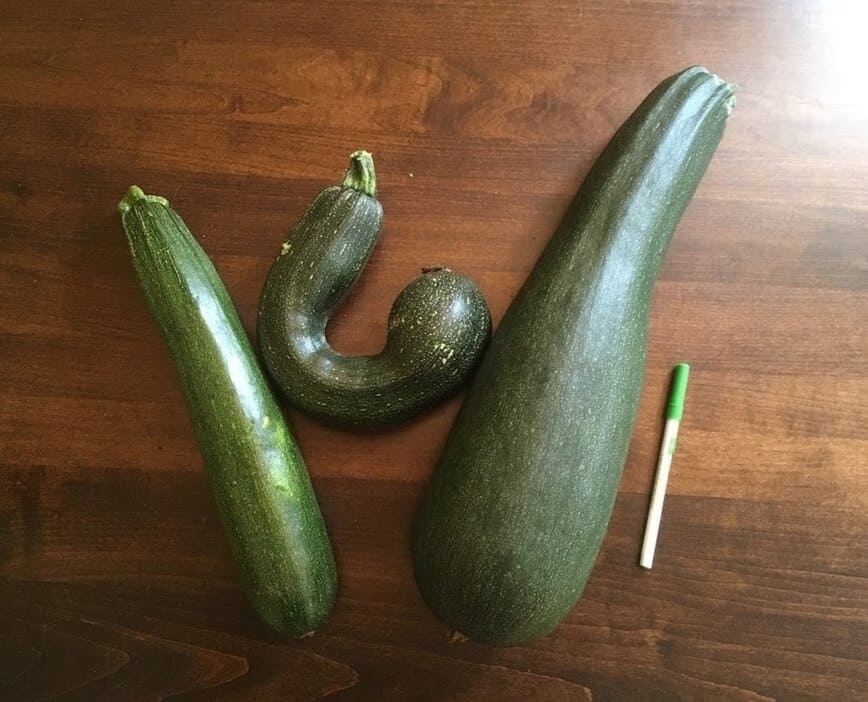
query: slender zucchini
412 67 736 644
118 187 336 637
257 151 491 428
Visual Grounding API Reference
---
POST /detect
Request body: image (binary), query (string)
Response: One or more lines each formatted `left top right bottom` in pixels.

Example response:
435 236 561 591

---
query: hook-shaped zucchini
257 151 491 428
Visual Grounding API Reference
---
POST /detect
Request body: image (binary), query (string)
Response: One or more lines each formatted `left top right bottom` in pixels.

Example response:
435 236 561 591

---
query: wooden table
2 2 866 699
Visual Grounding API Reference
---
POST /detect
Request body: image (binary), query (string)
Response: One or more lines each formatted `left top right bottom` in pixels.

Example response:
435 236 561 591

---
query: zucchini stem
118 185 169 214
341 151 377 197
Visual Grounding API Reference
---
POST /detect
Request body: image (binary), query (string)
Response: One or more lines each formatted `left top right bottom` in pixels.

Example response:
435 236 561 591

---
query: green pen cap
666 363 691 420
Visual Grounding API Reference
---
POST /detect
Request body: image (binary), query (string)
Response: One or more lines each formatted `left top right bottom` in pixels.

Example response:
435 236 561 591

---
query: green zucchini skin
412 67 735 644
118 187 336 637
257 152 491 428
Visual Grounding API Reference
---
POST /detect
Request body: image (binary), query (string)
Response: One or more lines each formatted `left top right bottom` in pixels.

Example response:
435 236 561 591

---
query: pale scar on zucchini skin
257 152 492 428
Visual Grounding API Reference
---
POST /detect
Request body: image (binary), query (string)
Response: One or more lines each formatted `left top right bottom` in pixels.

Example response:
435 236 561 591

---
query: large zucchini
257 151 491 428
412 67 735 644
118 187 336 637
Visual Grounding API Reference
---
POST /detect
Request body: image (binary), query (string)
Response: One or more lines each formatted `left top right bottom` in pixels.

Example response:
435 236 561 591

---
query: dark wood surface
1 1 866 699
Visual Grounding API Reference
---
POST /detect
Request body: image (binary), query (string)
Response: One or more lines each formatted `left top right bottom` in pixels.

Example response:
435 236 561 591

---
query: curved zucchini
412 67 736 644
118 187 336 637
257 151 491 428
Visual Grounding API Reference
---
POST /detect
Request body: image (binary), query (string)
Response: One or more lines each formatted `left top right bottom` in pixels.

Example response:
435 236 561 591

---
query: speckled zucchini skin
118 187 336 638
412 67 736 644
257 152 491 428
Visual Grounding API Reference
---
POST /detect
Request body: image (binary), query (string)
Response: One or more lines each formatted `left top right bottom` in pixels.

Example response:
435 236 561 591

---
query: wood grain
1 0 866 699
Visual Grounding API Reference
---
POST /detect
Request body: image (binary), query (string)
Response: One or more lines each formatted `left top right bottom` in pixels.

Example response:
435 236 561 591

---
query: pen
640 362 690 570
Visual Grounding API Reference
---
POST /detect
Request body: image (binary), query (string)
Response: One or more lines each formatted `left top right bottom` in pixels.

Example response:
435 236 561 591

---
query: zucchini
257 151 491 428
412 67 735 644
118 187 336 637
